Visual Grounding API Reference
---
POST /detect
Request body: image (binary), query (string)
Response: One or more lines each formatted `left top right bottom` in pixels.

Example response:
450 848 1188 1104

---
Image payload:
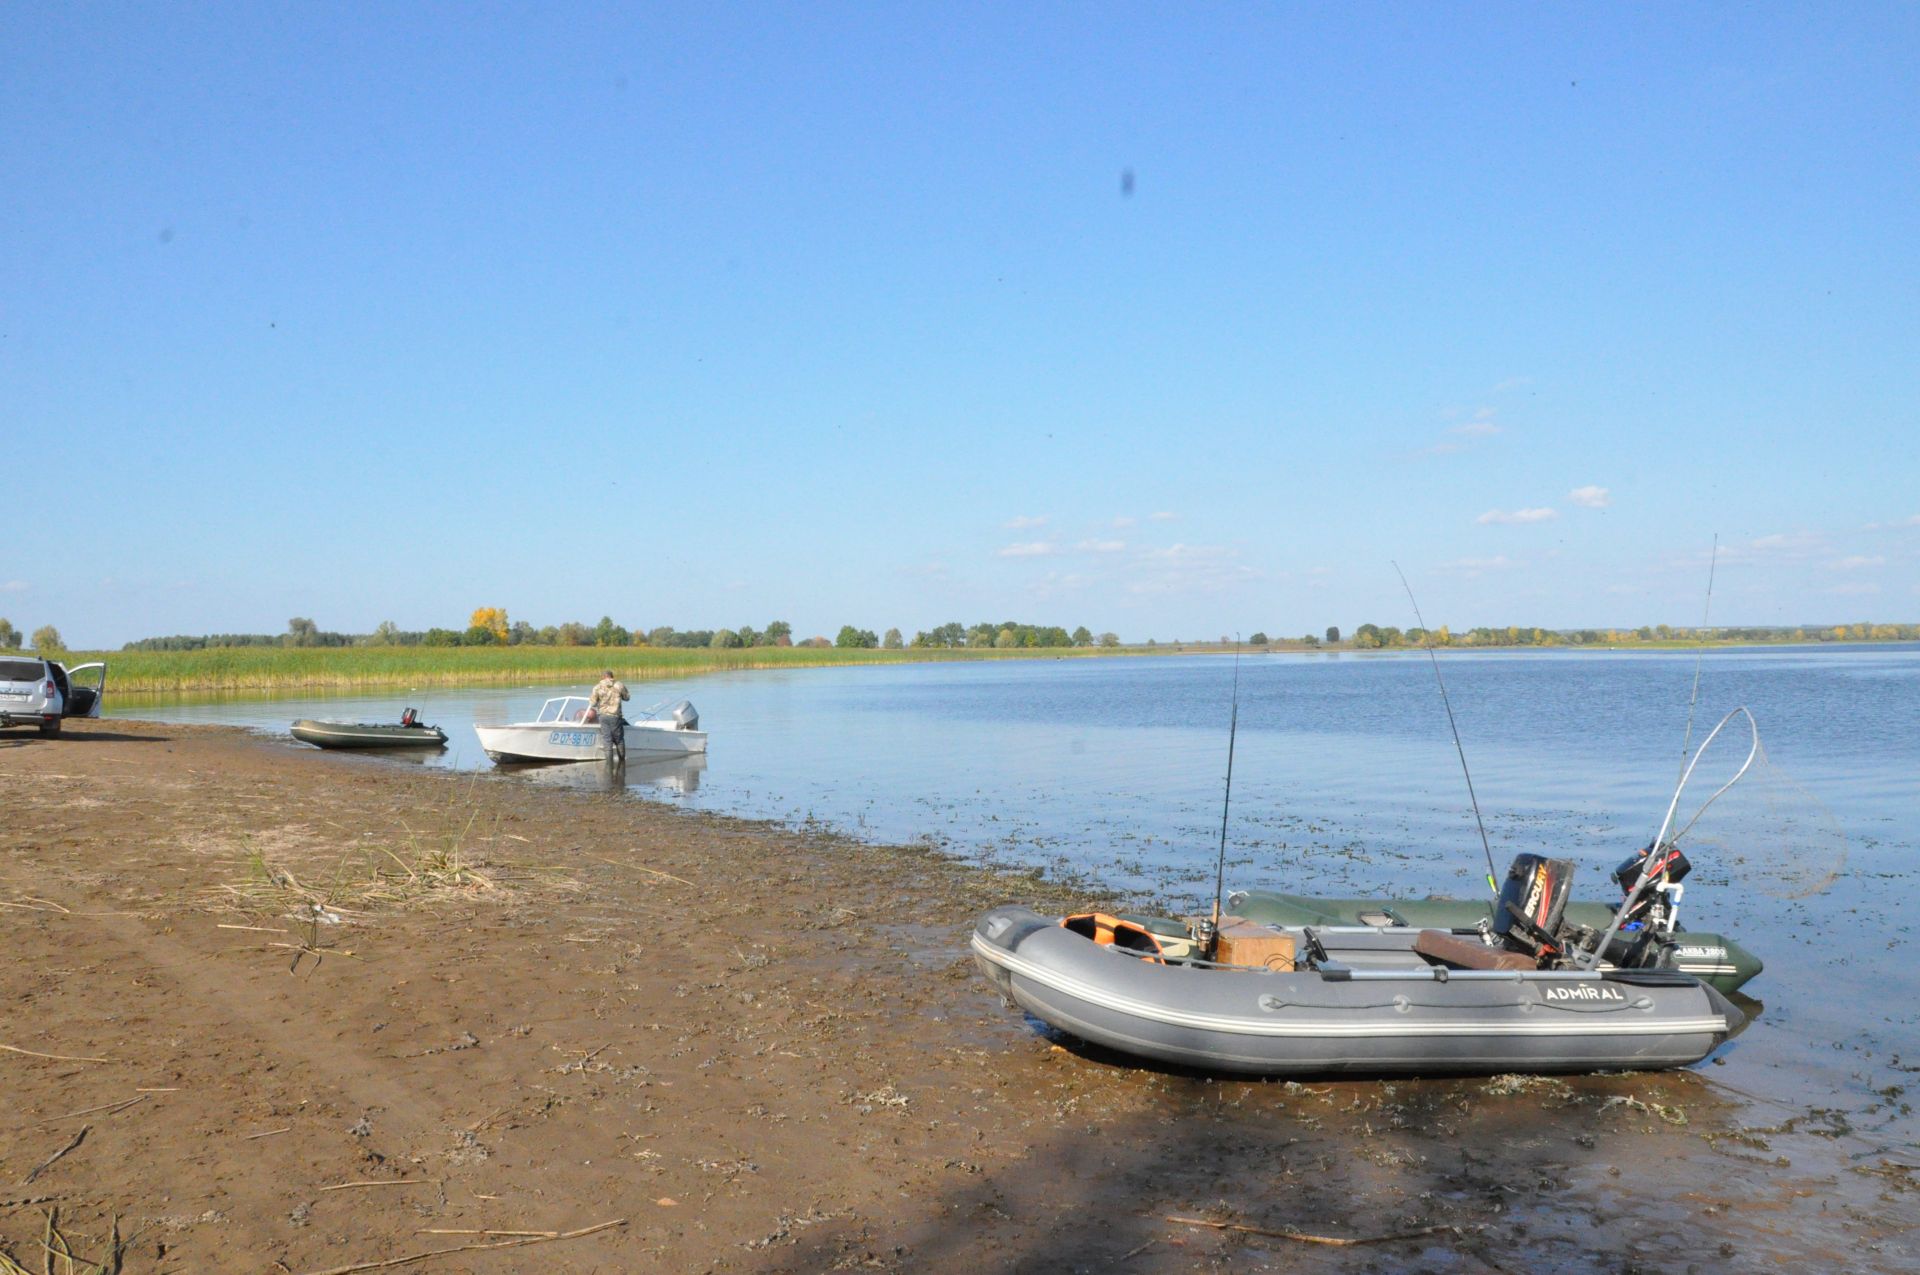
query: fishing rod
1393 563 1500 900
1204 636 1243 957
1674 534 1719 788
1575 706 1759 970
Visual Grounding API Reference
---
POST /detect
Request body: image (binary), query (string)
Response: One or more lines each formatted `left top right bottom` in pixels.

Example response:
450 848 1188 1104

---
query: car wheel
40 718 61 738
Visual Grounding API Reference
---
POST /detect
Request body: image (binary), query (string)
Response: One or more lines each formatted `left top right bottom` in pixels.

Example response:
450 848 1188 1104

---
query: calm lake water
112 646 1917 1151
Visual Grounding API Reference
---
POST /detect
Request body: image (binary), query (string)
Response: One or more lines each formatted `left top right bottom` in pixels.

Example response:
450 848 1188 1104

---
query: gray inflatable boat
972 706 1802 1075
971 905 1745 1076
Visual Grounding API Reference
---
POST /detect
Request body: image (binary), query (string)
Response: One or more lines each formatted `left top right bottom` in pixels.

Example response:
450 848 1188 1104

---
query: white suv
0 656 107 737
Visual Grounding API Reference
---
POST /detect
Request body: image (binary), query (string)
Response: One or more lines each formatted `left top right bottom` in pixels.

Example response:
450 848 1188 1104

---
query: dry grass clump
220 832 495 920
0 1208 130 1275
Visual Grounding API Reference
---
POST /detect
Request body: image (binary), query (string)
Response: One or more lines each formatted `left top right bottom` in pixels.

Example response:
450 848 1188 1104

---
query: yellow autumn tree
470 607 509 642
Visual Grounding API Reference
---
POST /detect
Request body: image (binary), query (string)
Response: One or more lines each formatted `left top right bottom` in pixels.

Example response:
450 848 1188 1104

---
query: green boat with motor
290 707 448 750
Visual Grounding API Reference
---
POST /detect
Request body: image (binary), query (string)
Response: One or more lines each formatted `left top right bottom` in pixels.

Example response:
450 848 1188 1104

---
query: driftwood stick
33 1096 145 1126
585 854 695 887
316 1180 428 1193
0 1045 112 1064
245 1127 292 1140
294 1218 625 1274
23 1127 90 1185
1165 1215 1471 1247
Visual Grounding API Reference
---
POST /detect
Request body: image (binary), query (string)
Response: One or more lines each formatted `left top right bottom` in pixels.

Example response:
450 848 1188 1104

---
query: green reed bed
75 642 1121 693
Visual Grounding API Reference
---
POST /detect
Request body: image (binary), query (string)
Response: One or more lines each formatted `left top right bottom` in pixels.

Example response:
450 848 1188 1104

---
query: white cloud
1077 539 1127 554
1475 507 1558 526
1028 570 1097 599
1830 555 1885 570
1149 511 1179 522
1125 542 1259 595
0 580 26 592
1003 514 1048 530
1111 516 1137 529
1414 409 1501 457
1568 485 1611 509
1829 581 1882 596
996 541 1060 559
1742 531 1827 561
1864 514 1920 531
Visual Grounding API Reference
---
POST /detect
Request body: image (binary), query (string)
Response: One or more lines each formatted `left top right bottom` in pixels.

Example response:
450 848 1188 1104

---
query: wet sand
2 720 1913 1271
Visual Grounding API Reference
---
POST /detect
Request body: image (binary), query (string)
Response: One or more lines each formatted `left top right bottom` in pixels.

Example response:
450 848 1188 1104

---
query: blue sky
5 4 1916 647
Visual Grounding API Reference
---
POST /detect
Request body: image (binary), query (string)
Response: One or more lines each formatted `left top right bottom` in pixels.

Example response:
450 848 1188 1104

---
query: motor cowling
1613 842 1691 926
1492 854 1575 959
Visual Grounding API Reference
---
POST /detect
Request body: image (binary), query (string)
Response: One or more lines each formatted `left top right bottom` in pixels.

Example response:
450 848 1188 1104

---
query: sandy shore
1 720 1911 1272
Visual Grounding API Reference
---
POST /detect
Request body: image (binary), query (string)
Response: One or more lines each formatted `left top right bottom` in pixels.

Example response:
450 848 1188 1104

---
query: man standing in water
588 669 629 761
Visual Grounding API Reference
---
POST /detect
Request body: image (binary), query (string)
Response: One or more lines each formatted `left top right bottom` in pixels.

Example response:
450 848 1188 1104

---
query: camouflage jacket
588 678 629 718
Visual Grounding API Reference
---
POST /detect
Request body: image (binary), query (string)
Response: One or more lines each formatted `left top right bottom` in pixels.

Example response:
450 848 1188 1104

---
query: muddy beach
1 720 1912 1272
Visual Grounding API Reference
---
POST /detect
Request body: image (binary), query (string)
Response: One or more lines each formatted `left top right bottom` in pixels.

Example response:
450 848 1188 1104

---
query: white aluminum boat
474 696 706 763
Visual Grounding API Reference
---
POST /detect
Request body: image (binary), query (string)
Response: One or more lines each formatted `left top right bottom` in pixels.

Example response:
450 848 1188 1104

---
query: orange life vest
1060 912 1168 962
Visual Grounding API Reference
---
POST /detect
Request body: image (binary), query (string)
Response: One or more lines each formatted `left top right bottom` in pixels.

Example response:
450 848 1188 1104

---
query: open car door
64 662 106 718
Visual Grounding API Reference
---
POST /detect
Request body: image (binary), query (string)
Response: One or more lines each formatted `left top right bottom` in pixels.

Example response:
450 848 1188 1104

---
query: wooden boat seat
1413 928 1538 972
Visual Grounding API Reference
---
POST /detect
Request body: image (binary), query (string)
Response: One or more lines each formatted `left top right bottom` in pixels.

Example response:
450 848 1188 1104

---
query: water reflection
490 753 706 795
329 745 442 766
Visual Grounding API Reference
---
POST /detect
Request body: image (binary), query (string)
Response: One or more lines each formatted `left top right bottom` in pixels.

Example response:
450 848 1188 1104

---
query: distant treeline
123 615 807 652
1337 621 1920 649
98 615 1920 657
909 622 1118 649
119 613 1118 654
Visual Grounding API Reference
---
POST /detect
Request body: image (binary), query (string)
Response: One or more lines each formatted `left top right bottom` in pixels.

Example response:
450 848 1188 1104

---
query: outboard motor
1492 853 1575 959
1613 841 1691 929
668 699 699 730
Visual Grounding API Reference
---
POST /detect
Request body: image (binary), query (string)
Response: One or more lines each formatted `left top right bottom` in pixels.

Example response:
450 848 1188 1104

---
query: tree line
1337 621 1920 649
0 619 62 653
120 613 804 651
907 621 1119 649
23 613 1920 657
110 612 1121 653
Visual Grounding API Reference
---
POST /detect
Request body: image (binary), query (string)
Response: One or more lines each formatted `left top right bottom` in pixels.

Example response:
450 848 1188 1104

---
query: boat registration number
547 729 602 747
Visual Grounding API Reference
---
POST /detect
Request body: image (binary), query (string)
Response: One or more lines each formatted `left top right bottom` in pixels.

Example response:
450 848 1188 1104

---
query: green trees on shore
124 615 809 652
105 615 1920 658
1332 622 1920 649
908 620 1091 649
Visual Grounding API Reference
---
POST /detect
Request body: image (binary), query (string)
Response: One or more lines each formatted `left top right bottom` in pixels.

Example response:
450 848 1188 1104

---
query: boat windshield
535 696 594 724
